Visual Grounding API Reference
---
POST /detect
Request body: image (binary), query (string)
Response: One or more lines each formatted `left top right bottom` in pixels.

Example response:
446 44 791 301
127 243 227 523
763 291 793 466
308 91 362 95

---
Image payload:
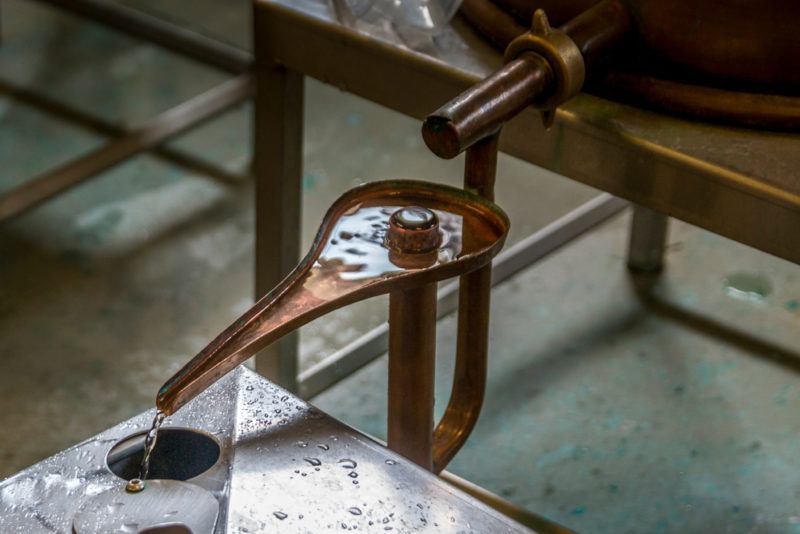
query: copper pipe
462 132 499 201
432 134 498 473
423 0 630 158
459 0 526 50
422 53 551 159
490 0 601 28
558 0 630 72
387 284 438 470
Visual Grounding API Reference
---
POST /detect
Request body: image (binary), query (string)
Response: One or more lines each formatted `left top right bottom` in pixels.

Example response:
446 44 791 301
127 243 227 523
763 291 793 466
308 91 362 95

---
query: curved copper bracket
157 180 510 461
417 5 630 472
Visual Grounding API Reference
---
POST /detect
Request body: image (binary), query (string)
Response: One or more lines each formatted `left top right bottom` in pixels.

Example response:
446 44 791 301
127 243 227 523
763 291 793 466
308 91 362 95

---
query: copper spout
157 180 509 416
422 0 630 156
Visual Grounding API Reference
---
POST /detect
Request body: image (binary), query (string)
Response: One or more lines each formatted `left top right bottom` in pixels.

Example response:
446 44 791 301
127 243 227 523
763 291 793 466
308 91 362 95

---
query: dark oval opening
106 428 220 481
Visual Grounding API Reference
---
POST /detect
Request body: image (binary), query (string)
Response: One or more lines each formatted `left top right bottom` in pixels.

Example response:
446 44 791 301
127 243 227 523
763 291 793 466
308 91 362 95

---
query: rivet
125 478 145 493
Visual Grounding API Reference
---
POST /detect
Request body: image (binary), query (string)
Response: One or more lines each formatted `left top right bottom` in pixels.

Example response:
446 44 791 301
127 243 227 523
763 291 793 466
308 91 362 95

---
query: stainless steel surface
627 204 669 273
297 193 628 399
0 368 531 532
0 74 254 221
72 480 219 534
31 0 252 74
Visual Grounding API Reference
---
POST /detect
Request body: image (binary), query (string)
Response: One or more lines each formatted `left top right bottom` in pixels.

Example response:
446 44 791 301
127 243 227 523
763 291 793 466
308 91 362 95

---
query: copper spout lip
157 180 509 416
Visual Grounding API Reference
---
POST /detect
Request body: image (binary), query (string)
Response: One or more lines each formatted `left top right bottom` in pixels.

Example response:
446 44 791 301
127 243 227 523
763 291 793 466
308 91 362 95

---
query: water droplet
348 507 362 515
245 385 254 391
304 457 321 466
297 441 308 448
348 472 358 478
317 444 330 451
338 459 357 469
274 511 288 520
385 459 396 465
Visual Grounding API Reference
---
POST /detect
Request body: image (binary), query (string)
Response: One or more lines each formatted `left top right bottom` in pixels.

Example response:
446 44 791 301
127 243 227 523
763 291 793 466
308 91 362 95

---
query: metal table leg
253 59 304 392
627 204 670 273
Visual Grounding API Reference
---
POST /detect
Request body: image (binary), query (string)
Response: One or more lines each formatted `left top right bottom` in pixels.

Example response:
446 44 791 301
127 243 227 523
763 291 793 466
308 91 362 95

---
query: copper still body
455 0 800 131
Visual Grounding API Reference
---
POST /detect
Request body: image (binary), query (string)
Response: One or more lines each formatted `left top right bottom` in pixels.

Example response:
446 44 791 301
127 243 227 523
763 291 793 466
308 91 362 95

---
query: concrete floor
0 1 799 533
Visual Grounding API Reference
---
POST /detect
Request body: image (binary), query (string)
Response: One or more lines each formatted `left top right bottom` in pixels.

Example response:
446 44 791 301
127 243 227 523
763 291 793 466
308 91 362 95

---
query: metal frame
627 204 670 273
0 0 254 222
255 0 800 396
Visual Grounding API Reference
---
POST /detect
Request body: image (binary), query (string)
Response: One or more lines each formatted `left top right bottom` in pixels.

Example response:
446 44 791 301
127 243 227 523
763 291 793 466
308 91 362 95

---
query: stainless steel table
0 367 532 533
252 0 800 394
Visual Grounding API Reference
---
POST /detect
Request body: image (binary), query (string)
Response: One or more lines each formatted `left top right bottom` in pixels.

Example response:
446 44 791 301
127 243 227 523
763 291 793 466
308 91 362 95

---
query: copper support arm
431 134 498 473
388 283 438 471
419 0 628 473
157 180 509 423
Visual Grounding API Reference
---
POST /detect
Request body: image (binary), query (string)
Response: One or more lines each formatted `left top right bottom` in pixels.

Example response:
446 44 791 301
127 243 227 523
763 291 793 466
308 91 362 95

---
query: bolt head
392 207 437 231
385 206 441 256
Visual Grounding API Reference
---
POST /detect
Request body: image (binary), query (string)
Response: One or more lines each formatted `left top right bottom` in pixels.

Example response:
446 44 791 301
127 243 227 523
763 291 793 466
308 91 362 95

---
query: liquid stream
137 411 166 484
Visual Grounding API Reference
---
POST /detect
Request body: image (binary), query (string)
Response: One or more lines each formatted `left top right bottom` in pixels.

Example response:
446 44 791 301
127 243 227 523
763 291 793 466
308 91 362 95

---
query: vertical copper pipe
387 283 438 470
463 133 499 200
433 133 499 473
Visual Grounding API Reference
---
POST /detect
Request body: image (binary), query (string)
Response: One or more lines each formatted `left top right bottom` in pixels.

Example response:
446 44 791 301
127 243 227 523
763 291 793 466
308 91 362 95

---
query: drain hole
106 428 220 481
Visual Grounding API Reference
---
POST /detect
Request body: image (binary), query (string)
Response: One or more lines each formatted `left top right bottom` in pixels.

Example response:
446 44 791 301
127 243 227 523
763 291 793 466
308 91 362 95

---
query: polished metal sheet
72 480 219 533
0 368 530 533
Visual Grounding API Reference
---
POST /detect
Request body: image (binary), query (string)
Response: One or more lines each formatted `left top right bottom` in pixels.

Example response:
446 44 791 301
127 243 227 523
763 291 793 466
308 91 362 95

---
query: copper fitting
385 206 442 254
504 10 584 127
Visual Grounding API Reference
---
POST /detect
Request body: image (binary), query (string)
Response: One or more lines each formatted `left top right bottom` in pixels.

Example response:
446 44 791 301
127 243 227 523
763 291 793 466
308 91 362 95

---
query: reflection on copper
157 180 509 416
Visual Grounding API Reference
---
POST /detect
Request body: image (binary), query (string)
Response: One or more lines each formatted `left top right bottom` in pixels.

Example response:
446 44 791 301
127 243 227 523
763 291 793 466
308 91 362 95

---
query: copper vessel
459 0 800 129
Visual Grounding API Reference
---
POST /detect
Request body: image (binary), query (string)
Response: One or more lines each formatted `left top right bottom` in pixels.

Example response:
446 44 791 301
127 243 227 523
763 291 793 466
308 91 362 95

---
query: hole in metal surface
106 428 220 481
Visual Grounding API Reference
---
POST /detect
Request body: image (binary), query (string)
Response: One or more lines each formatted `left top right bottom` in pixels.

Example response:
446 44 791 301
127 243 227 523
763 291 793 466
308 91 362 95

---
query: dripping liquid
138 410 166 482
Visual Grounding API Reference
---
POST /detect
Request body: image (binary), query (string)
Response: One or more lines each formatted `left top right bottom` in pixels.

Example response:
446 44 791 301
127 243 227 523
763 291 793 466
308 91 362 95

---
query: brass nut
385 206 442 255
504 9 585 112
125 478 145 493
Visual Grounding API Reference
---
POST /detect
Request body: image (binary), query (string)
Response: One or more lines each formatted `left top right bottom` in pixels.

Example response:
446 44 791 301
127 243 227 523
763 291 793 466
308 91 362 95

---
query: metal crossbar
0 0 254 222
